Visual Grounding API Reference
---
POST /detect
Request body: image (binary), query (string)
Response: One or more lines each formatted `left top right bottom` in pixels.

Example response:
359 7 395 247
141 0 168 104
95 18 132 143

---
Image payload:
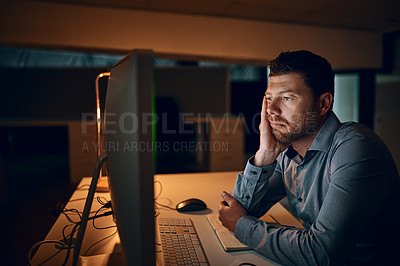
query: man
218 50 400 265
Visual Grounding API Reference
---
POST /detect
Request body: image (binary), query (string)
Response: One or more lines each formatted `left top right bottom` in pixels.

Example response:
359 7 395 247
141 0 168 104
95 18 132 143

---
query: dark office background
0 47 268 265
1 29 399 264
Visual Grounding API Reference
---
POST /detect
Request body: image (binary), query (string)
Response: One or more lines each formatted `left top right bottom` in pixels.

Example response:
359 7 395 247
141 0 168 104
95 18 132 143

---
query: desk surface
31 171 302 266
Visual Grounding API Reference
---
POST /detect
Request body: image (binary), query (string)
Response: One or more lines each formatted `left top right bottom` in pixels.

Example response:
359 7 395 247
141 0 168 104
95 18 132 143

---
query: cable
27 240 65 266
50 184 90 215
62 222 77 245
62 210 113 265
52 197 88 217
29 205 114 265
62 207 97 217
29 155 111 266
61 209 82 223
83 229 118 256
154 180 177 211
36 249 63 265
155 201 176 210
92 204 116 230
71 154 108 266
91 196 113 229
60 200 111 242
96 196 109 206
154 180 163 200
62 223 80 266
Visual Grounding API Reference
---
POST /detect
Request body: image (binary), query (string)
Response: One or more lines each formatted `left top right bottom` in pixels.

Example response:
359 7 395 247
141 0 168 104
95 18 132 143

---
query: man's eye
282 96 292 101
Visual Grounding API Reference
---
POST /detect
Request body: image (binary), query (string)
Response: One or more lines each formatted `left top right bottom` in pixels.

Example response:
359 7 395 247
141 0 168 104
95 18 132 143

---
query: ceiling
27 0 400 32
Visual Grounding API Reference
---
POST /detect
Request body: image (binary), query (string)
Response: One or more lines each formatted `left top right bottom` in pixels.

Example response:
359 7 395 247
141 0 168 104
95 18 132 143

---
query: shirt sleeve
232 155 286 218
233 136 393 266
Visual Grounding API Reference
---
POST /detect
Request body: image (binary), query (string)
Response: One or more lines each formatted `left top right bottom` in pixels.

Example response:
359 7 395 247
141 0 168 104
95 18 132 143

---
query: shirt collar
283 112 342 162
308 112 342 153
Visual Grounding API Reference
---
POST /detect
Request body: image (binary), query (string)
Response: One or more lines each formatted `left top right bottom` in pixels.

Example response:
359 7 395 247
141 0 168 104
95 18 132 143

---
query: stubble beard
267 103 320 145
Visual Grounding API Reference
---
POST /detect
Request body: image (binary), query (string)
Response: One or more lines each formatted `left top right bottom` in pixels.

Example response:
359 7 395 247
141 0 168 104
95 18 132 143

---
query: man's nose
267 99 281 115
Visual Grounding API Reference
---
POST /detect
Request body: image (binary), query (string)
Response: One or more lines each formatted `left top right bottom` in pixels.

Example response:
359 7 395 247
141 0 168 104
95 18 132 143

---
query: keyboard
207 214 251 251
207 212 301 252
157 217 209 265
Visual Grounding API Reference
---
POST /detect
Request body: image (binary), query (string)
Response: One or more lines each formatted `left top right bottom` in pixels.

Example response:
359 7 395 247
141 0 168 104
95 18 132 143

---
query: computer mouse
176 198 207 212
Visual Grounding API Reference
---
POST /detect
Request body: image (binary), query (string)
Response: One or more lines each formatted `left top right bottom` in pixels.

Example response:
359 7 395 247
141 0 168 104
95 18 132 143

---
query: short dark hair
269 50 335 102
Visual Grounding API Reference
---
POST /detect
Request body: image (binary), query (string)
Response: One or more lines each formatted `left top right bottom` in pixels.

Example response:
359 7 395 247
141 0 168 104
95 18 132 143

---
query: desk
31 171 302 265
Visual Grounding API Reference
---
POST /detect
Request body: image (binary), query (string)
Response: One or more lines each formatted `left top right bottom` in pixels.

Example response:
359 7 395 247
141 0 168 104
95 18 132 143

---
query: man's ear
318 92 333 116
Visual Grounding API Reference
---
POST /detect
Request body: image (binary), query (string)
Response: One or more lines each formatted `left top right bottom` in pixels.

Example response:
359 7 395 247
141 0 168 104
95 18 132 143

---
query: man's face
265 73 321 144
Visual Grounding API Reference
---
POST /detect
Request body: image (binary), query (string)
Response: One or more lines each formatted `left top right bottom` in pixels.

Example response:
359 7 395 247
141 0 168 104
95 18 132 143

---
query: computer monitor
72 50 155 265
103 50 155 265
72 50 156 266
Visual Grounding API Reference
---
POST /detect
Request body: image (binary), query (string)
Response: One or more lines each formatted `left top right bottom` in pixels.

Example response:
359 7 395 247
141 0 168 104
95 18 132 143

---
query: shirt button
251 171 257 175
297 197 303 202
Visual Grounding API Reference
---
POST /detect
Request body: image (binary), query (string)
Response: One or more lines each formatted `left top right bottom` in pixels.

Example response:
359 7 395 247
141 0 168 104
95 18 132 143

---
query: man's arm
232 157 285 218
232 135 392 265
218 156 286 229
219 96 287 226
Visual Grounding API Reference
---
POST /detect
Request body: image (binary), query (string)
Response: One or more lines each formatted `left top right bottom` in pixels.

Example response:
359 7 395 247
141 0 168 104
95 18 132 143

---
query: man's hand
254 96 288 166
218 191 247 232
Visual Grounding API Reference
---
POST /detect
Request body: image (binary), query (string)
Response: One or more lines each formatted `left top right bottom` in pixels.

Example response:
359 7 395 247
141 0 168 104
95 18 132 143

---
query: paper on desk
79 251 126 266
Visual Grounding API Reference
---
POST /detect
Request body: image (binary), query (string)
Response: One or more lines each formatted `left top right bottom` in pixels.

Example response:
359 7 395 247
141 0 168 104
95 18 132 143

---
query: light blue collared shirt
233 112 400 265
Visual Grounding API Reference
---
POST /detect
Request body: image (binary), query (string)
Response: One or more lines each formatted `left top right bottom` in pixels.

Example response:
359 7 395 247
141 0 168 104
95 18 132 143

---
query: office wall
0 67 106 121
0 0 382 70
375 75 400 172
155 67 230 115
